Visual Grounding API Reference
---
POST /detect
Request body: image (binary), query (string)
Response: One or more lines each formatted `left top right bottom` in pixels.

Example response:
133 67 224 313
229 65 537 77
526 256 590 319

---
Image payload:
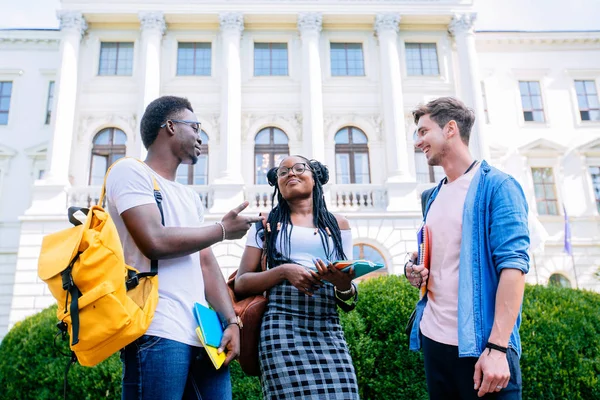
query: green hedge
1 277 599 399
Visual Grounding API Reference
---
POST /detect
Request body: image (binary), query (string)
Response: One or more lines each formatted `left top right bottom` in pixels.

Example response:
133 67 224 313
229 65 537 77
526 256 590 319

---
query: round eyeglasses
277 163 311 178
160 119 201 135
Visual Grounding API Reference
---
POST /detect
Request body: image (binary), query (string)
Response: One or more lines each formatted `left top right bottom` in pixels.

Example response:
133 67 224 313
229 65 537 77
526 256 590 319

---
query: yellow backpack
37 159 162 367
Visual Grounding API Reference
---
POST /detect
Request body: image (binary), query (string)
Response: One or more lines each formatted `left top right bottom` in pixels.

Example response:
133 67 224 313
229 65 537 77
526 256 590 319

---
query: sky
0 0 599 31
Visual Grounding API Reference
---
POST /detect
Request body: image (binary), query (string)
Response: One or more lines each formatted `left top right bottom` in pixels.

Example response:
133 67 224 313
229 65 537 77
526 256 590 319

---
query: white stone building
0 0 599 338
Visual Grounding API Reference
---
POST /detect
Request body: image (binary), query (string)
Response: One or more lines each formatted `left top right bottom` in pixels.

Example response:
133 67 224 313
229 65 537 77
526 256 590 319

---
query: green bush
520 285 600 400
0 304 261 400
1 279 599 399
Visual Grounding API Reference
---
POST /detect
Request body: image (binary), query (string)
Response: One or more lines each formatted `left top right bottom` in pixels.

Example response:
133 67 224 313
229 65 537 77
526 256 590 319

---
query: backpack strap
96 158 165 287
420 187 436 219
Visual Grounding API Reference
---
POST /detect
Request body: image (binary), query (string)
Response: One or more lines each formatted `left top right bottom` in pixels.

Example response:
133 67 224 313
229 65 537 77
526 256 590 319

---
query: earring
314 228 318 235
266 223 272 233
276 222 282 231
325 227 332 237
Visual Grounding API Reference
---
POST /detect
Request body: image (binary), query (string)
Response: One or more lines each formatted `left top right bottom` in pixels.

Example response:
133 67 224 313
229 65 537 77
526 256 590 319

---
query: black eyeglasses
277 163 311 178
160 120 201 134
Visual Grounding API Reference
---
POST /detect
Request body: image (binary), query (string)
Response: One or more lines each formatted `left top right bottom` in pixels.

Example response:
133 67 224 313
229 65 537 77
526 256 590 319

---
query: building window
405 43 439 76
352 243 387 280
575 80 600 121
481 81 490 124
177 42 211 76
590 166 600 213
45 81 55 125
330 43 365 76
519 81 545 122
98 42 134 76
89 128 127 185
0 81 13 125
254 43 288 76
254 127 289 184
335 127 370 184
531 167 558 215
414 150 445 183
548 273 571 288
176 130 209 185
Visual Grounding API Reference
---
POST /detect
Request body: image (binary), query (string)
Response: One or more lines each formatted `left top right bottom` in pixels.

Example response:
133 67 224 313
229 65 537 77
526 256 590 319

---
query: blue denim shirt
409 160 530 358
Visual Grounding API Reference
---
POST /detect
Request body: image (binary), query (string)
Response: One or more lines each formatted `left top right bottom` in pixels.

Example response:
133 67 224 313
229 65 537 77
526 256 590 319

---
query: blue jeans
121 335 232 400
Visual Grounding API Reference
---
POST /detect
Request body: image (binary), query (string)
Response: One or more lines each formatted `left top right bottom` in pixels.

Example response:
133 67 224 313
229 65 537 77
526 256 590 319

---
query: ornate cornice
374 13 400 36
139 11 166 35
448 13 476 36
298 12 322 35
57 11 87 38
219 12 244 33
0 38 59 46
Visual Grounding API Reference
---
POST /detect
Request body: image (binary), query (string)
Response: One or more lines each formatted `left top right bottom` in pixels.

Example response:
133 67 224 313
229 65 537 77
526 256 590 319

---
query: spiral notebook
417 224 430 298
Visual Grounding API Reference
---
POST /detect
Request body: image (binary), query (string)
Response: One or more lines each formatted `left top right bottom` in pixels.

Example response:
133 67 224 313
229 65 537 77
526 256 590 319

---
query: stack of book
193 302 226 369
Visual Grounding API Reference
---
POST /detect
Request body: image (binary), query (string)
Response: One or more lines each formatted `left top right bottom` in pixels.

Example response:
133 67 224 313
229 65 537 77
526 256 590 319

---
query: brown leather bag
226 218 268 376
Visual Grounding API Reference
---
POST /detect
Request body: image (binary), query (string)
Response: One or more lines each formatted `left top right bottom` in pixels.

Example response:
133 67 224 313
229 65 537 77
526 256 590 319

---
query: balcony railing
67 184 386 213
245 185 277 211
67 185 213 210
245 184 387 212
329 184 387 211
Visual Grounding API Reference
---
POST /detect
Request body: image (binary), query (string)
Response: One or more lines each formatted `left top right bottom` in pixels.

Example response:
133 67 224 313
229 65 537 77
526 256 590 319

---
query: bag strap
420 187 435 219
257 212 268 273
95 157 165 285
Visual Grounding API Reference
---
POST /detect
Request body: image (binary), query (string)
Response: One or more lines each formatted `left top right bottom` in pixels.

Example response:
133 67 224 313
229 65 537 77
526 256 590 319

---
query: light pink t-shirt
419 163 480 346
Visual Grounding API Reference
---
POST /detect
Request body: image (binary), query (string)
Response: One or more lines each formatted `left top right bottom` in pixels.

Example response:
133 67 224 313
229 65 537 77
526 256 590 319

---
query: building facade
0 0 599 338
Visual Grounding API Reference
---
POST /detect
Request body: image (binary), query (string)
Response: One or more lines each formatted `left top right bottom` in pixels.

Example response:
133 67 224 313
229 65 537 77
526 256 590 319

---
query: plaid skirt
259 280 359 400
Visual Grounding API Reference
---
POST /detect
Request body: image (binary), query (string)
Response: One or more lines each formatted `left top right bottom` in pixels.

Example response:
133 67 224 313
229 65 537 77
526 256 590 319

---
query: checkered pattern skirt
259 279 360 399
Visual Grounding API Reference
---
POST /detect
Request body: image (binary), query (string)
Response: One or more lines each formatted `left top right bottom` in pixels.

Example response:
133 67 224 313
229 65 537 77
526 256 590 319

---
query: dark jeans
422 335 522 400
121 335 232 400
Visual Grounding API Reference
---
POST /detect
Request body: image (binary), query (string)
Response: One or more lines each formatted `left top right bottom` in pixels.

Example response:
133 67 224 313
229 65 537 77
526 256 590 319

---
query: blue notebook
193 302 223 348
333 260 385 279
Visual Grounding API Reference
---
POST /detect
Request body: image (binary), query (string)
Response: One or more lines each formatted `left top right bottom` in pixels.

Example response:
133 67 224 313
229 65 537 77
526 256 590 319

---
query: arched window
548 273 571 288
335 126 370 184
176 130 209 185
89 128 127 185
254 127 289 184
352 243 387 281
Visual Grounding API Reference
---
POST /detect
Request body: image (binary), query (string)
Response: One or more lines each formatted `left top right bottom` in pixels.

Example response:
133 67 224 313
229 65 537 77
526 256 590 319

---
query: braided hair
258 156 347 269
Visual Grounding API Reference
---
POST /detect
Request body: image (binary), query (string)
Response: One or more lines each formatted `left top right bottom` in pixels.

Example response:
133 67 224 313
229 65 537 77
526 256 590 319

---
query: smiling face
276 156 315 201
172 109 201 165
414 114 449 166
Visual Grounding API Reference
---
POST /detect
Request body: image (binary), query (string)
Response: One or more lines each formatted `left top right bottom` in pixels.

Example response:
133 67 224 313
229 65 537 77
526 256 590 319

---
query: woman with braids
234 155 360 400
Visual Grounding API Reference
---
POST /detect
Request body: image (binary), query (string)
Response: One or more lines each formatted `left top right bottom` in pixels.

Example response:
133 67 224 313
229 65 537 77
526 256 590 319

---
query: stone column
27 11 87 214
138 12 166 158
298 12 324 161
211 12 245 213
375 13 416 211
449 13 490 161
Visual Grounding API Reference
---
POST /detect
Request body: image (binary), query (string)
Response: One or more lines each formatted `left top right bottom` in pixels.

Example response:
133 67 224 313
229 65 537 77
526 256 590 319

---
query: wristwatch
225 315 243 330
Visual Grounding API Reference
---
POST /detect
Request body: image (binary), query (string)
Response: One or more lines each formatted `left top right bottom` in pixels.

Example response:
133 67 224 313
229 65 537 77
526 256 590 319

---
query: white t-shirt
106 158 208 347
420 163 480 346
245 223 353 268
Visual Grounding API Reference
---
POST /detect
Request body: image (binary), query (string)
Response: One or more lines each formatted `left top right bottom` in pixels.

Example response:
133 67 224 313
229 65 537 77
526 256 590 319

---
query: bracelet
485 342 508 354
216 222 226 241
335 285 354 296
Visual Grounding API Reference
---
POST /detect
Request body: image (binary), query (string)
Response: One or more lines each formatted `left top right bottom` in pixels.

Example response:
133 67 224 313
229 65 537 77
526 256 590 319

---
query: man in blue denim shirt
405 97 529 399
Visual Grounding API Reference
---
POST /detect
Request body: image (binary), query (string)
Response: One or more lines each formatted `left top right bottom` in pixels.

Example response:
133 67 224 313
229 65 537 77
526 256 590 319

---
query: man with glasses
405 97 529 399
106 96 261 399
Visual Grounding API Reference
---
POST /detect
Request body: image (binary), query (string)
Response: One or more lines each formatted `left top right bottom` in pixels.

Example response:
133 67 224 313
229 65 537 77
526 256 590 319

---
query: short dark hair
412 97 475 145
140 96 194 149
